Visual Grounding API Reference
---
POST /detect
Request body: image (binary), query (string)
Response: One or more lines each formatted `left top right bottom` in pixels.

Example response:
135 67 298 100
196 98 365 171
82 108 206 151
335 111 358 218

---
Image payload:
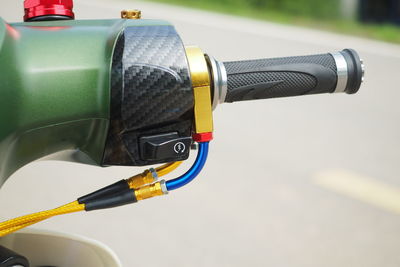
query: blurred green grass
144 0 400 44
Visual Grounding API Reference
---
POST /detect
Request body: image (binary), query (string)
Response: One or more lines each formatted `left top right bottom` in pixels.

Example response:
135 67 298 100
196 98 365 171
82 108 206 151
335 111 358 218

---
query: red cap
193 132 213 143
24 0 75 21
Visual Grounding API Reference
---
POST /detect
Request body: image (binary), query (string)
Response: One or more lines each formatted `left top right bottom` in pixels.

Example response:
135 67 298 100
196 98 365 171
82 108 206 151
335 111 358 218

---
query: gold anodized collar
185 46 214 134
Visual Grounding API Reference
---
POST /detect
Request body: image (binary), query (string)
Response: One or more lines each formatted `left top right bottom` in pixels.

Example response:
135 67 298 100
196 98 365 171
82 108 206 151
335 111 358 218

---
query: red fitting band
24 0 75 21
193 132 213 143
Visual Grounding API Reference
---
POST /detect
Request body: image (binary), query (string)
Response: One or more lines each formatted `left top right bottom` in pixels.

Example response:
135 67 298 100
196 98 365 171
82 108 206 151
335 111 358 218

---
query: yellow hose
0 222 37 237
0 201 84 237
156 161 182 177
0 162 182 237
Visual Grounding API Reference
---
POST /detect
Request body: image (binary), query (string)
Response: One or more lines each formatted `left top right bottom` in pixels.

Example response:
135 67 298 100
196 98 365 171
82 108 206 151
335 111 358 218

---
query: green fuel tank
0 18 173 186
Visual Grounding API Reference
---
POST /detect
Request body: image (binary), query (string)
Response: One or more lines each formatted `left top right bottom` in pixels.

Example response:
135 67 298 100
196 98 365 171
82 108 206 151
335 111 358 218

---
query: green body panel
0 18 171 186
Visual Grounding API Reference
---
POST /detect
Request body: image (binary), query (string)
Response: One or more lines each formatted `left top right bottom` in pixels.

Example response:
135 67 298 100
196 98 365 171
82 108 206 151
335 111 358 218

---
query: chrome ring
330 52 348 93
149 168 158 180
360 59 365 83
217 60 228 104
159 180 169 194
206 55 228 109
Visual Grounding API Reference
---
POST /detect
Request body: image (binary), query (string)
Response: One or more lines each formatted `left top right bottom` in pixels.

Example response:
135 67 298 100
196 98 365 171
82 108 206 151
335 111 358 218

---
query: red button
24 0 75 21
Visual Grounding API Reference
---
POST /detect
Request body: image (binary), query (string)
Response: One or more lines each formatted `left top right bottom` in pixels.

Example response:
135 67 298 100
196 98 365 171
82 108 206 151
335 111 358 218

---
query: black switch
139 132 192 161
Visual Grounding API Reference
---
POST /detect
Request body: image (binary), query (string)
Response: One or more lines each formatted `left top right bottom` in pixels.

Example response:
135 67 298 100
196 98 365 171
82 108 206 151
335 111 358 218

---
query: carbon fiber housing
102 25 194 166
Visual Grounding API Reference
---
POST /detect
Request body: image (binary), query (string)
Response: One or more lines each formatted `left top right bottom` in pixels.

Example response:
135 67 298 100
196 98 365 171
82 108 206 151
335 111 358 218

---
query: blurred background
0 0 400 267
150 0 400 43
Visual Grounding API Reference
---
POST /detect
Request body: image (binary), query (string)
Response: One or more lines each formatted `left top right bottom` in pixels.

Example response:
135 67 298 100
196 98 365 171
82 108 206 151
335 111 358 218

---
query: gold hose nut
135 181 168 201
127 169 157 189
121 9 142 19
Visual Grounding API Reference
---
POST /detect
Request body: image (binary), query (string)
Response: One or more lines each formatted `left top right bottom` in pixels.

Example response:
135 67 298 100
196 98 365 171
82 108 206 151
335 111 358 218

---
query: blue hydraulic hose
166 142 209 191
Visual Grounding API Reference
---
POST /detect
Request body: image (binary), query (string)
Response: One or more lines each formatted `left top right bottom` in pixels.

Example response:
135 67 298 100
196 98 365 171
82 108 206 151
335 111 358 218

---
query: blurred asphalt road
1 0 400 266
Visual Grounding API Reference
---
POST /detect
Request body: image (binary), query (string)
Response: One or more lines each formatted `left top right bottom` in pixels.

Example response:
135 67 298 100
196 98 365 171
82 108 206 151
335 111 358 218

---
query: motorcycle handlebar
211 49 364 104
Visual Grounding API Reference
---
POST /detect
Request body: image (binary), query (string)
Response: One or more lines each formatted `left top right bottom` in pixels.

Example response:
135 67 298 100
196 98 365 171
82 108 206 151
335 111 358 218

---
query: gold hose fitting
135 181 168 201
127 169 157 189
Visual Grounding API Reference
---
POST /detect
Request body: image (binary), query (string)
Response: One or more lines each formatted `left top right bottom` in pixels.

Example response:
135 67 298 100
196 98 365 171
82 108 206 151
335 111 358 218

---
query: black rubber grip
224 49 362 103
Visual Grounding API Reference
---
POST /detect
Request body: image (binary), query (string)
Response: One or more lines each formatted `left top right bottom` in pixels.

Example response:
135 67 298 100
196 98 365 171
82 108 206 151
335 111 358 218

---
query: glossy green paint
0 18 172 186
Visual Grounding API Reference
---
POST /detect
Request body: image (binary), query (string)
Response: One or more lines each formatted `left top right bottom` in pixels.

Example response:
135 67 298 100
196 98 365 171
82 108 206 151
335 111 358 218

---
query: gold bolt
121 9 142 19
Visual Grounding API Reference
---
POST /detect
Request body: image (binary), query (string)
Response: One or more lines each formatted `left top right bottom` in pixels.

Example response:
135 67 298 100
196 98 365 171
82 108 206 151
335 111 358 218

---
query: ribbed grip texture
224 53 338 102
